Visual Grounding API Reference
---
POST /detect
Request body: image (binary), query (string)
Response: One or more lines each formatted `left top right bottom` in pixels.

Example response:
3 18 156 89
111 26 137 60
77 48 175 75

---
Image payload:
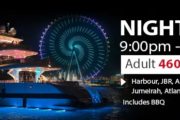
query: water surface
0 105 129 120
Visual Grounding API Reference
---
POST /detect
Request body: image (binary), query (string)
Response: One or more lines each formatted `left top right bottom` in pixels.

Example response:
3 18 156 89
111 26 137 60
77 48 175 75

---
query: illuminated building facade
110 74 124 81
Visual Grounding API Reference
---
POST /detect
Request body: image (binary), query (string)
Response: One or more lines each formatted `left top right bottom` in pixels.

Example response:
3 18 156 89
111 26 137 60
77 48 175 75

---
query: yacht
0 25 101 110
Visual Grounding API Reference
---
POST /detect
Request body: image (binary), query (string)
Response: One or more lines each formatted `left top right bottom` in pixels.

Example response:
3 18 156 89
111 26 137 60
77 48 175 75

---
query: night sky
0 8 120 77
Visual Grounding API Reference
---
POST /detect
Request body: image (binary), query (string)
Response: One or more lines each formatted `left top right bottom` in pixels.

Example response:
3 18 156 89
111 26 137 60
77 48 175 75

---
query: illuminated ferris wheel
39 15 110 80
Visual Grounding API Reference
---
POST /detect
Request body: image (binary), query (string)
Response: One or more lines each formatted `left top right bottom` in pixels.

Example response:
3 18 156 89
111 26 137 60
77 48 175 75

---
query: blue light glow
81 84 101 104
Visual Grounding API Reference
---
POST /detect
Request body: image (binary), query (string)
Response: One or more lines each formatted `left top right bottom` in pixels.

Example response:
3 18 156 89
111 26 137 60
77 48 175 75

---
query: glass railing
0 43 31 50
0 80 15 83
0 58 48 65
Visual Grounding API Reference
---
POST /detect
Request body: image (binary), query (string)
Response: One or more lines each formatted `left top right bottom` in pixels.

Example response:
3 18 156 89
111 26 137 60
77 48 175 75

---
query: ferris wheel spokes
40 15 109 79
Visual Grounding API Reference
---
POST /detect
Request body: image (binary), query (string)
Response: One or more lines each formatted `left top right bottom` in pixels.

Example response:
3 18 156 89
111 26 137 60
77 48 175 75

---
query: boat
0 25 101 110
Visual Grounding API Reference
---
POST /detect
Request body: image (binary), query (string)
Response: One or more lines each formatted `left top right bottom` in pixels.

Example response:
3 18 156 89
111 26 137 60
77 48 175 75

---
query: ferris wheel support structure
66 46 83 81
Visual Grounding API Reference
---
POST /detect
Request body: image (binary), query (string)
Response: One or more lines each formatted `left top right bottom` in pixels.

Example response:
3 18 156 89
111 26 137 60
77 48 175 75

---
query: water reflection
0 105 125 120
